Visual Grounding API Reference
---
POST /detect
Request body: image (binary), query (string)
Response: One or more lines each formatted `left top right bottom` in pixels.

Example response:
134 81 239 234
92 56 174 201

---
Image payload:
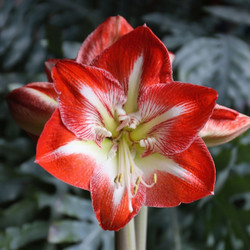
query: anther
136 176 141 185
130 165 134 174
118 173 123 183
133 185 139 195
153 173 157 184
114 176 119 183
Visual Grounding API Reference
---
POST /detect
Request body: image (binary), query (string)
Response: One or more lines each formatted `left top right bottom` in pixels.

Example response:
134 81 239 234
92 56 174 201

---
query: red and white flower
6 15 133 138
36 26 218 231
200 104 250 146
6 15 249 146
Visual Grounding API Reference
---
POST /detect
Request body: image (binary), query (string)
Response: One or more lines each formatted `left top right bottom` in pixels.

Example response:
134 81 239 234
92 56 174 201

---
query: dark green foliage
1 0 250 249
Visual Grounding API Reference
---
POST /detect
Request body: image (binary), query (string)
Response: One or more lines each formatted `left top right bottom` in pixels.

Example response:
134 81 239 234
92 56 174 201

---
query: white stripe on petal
80 85 112 121
135 150 204 187
124 55 143 113
39 139 112 163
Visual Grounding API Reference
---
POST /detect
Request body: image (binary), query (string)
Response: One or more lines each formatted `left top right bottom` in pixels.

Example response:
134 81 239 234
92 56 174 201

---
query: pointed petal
200 104 250 146
169 51 175 64
92 26 173 112
36 109 114 190
134 137 215 207
6 82 58 136
130 82 218 155
45 59 60 82
76 15 133 65
52 60 126 143
90 166 146 231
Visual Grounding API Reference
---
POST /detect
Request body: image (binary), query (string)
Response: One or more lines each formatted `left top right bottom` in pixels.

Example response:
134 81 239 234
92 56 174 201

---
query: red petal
130 82 218 156
76 15 133 65
45 59 60 82
36 109 112 190
90 167 146 231
200 104 250 146
144 137 215 207
6 82 57 136
52 60 125 143
92 26 173 98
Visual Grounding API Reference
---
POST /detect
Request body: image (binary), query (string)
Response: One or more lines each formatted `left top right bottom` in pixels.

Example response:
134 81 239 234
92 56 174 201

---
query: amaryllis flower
6 15 133 138
36 26 218 231
200 104 250 146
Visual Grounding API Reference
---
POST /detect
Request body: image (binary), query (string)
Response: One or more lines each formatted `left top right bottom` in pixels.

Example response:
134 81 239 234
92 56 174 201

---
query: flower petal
130 82 218 156
52 60 126 144
45 59 60 82
36 109 114 190
134 137 215 207
76 15 133 65
200 104 250 146
92 26 173 113
90 166 146 231
6 82 57 136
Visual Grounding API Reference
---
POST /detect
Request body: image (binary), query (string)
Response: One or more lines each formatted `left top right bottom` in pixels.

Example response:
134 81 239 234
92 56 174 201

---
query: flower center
111 132 157 212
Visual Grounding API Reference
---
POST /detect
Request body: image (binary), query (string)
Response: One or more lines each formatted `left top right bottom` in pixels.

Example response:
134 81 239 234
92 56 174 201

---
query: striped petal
6 82 57 136
130 82 218 156
36 109 145 230
45 59 60 82
134 137 215 207
200 104 250 146
90 165 146 231
36 109 114 190
76 15 133 65
92 26 173 113
52 60 126 144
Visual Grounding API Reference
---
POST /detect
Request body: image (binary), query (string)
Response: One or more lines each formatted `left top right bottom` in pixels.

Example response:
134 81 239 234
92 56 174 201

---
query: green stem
171 208 181 250
135 206 148 250
115 218 136 250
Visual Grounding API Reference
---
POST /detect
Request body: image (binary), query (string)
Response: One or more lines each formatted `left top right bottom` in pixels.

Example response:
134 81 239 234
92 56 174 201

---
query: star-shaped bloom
6 15 133 139
36 26 219 230
6 15 249 146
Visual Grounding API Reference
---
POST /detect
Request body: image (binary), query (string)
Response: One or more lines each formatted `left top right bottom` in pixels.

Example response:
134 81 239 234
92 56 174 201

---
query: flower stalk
115 218 136 250
135 206 148 250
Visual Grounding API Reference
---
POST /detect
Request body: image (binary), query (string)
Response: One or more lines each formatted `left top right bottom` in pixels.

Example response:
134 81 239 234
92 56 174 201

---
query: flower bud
6 82 58 138
200 104 250 146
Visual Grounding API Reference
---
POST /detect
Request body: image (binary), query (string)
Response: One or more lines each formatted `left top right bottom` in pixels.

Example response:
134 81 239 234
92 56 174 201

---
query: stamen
133 185 139 195
136 176 141 185
118 173 123 183
114 176 119 183
130 165 134 174
153 173 157 184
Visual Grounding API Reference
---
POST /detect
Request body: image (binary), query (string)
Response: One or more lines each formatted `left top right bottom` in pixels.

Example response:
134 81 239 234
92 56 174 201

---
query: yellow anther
118 173 123 183
153 173 157 184
136 176 141 185
133 185 139 195
130 165 134 174
114 176 119 183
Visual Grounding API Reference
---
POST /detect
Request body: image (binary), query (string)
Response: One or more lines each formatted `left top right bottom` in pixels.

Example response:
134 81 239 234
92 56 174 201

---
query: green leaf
0 199 37 228
48 220 95 243
204 6 250 25
174 35 250 110
0 221 49 249
54 194 95 221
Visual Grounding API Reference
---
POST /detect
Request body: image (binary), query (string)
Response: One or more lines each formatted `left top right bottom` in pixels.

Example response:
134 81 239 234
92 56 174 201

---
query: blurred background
1 0 250 249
